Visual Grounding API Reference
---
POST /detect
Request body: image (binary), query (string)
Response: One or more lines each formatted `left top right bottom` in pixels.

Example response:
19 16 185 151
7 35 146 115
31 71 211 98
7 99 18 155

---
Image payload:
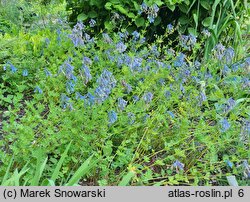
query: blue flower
83 56 92 66
22 69 28 76
44 68 52 77
167 111 175 119
76 92 85 100
81 65 92 84
66 80 75 94
9 63 17 73
198 92 207 106
143 92 153 104
128 112 136 125
133 95 140 103
220 118 230 132
174 53 186 67
83 92 95 106
102 33 113 43
132 31 140 40
224 47 234 64
173 160 184 171
95 69 117 103
34 86 43 94
117 97 128 111
116 42 127 53
61 94 73 110
147 15 155 23
242 160 250 179
167 24 174 32
224 98 235 112
225 160 233 168
89 19 96 27
108 110 117 124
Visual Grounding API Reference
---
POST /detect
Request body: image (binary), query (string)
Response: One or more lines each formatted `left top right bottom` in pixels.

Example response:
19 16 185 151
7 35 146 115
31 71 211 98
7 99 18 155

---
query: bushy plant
0 14 249 185
65 0 249 57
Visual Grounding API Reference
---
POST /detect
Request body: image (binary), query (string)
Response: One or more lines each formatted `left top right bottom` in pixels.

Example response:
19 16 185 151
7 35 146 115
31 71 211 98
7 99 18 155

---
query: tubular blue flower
198 92 207 106
66 80 75 94
81 64 92 84
164 91 171 99
173 160 184 171
242 160 250 179
224 97 236 112
117 97 128 111
61 94 73 110
167 111 175 119
68 22 85 47
133 95 140 103
22 69 28 76
34 86 43 94
76 92 85 100
222 64 231 76
132 31 140 40
220 118 230 132
83 56 92 66
224 47 234 64
141 2 148 11
9 63 17 73
174 53 186 67
102 33 113 43
226 160 233 168
108 110 117 124
95 69 117 103
116 42 127 53
202 29 211 37
167 24 174 32
128 112 136 125
147 15 155 23
89 19 96 27
44 68 52 77
143 92 153 104
130 57 143 72
83 92 95 106
213 43 225 60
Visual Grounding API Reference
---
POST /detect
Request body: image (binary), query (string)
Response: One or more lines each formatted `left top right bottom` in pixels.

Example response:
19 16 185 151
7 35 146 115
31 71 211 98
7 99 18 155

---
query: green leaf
104 2 112 10
200 0 211 10
104 21 114 30
188 27 197 36
118 171 135 186
127 12 135 19
113 5 127 15
135 17 145 27
202 17 212 27
179 16 190 24
77 13 88 21
168 4 176 11
88 11 97 18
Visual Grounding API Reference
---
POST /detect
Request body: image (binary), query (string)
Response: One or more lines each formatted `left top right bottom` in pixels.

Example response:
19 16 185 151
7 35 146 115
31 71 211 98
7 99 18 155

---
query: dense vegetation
0 0 249 186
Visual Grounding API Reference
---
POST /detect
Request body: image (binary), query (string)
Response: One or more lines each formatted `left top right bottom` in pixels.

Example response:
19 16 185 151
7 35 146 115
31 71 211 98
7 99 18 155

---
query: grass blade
50 141 72 183
118 171 135 186
31 157 48 186
1 156 14 185
66 154 94 186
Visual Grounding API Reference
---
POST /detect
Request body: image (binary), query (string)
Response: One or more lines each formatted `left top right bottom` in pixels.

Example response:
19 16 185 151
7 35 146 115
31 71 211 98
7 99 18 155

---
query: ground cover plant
0 0 249 186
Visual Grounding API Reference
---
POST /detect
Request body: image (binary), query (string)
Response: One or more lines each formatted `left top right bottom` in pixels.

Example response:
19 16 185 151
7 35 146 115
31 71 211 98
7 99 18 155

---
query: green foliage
0 0 249 186
65 0 249 55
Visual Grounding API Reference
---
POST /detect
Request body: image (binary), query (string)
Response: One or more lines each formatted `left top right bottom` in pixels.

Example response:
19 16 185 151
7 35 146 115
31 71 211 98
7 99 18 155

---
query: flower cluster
138 3 159 23
95 69 117 103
